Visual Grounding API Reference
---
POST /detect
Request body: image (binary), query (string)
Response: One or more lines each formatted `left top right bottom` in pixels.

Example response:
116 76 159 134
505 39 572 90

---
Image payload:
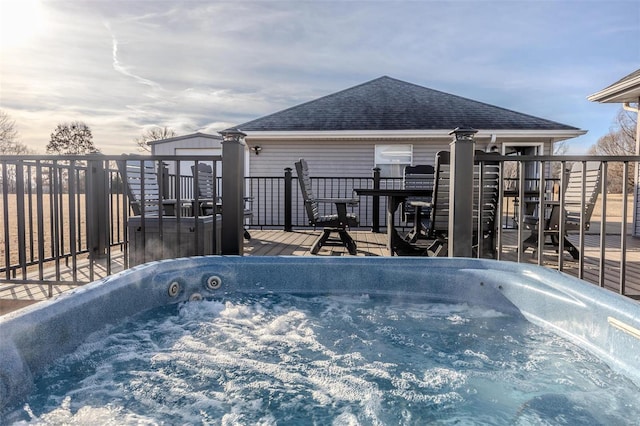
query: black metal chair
522 161 601 259
294 159 359 255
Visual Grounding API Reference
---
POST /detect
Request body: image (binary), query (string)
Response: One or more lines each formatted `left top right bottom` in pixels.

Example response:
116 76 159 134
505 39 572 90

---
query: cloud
1 0 638 154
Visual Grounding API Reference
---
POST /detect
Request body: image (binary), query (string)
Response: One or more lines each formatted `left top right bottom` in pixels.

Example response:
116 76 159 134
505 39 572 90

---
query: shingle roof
236 76 579 132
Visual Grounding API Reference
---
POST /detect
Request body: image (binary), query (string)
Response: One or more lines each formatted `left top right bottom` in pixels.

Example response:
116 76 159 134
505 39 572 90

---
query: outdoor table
355 188 432 255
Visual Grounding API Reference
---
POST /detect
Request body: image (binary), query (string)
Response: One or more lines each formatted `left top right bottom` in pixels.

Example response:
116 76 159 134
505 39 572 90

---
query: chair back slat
294 159 320 223
430 151 500 236
563 162 601 229
192 163 215 199
118 160 161 216
403 164 434 218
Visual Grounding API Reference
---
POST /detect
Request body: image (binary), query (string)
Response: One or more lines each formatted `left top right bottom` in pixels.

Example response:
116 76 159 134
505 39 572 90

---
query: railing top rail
0 154 223 162
475 153 640 162
3 154 636 163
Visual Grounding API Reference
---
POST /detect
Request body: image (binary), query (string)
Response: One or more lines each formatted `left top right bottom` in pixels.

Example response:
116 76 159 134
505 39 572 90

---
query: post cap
219 128 247 141
449 127 478 140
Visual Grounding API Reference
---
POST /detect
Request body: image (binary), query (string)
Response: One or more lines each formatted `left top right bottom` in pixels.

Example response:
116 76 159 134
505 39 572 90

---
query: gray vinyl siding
246 137 463 178
245 137 486 229
246 137 555 176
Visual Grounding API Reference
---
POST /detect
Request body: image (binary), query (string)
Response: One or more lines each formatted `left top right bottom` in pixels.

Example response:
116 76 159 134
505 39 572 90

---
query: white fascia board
587 75 640 103
241 130 447 140
242 129 586 141
474 129 587 140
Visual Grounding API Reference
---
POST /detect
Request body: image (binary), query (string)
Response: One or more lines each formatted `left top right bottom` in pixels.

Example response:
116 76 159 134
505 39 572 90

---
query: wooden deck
2 229 639 315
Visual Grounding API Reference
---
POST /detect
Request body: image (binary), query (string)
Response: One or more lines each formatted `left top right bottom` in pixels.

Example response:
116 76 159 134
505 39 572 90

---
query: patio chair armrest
315 198 359 206
408 201 431 208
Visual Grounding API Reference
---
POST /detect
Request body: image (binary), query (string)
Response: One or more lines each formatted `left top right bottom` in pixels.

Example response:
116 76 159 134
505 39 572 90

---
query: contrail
106 23 162 91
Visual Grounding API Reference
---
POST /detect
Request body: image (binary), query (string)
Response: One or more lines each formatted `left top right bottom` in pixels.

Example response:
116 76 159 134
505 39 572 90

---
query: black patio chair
426 151 500 258
402 164 435 242
294 159 359 255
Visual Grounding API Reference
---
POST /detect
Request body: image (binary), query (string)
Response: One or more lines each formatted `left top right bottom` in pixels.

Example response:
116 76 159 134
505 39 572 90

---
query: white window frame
501 142 544 156
374 144 413 178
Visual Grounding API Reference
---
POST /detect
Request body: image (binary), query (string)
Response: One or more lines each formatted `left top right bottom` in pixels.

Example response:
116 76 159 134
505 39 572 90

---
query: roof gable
147 132 222 145
236 76 579 132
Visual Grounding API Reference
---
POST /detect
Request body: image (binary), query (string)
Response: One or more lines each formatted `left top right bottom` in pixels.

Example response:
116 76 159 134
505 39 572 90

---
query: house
588 69 640 236
233 76 586 178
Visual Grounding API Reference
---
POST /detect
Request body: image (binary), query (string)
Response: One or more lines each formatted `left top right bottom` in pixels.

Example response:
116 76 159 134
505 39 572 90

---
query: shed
588 69 640 236
148 132 229 177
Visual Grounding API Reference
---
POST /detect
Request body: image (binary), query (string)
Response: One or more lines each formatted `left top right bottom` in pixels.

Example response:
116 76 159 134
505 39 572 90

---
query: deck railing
1 151 638 297
0 154 225 290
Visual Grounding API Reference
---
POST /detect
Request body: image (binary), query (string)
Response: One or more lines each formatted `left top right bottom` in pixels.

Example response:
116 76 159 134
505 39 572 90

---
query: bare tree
588 107 636 193
46 121 98 155
0 110 31 155
0 110 35 192
134 126 176 152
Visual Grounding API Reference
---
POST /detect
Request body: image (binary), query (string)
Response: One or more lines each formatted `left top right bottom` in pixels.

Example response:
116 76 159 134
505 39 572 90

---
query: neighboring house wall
587 69 640 237
245 136 557 178
244 135 558 228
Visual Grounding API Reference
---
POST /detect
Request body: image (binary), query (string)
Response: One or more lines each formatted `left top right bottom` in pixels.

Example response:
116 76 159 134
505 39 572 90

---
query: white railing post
448 127 477 257
220 128 246 255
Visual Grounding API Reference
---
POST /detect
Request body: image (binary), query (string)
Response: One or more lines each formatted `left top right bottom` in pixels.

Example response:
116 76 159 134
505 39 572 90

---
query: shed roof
587 69 640 104
147 132 222 145
235 76 580 133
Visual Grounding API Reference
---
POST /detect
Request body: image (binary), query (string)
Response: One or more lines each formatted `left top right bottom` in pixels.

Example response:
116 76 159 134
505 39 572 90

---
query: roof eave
587 76 640 103
241 129 586 141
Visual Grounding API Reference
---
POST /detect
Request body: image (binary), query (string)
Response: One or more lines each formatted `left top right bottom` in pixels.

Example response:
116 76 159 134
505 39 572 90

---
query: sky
0 0 638 155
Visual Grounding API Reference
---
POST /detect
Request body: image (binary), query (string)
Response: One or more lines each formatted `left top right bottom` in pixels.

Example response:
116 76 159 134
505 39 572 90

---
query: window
375 144 413 177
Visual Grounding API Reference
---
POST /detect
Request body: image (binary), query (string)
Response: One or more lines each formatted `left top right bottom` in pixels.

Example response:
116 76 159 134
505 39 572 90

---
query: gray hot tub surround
1 256 639 410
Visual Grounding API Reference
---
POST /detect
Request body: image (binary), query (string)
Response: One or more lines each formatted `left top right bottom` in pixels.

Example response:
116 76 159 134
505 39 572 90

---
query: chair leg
405 210 429 243
563 237 580 260
338 230 358 255
405 207 422 243
480 233 497 259
427 238 447 257
310 229 332 254
522 232 538 253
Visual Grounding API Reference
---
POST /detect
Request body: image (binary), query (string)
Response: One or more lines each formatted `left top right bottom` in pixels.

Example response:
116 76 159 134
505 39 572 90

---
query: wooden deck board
2 229 639 315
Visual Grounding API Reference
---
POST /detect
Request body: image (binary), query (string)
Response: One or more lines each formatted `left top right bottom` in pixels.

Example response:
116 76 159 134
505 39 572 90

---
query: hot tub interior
1 257 639 423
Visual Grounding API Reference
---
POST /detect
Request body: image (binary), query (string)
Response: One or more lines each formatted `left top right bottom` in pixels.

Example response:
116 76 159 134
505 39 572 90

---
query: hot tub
1 257 639 423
